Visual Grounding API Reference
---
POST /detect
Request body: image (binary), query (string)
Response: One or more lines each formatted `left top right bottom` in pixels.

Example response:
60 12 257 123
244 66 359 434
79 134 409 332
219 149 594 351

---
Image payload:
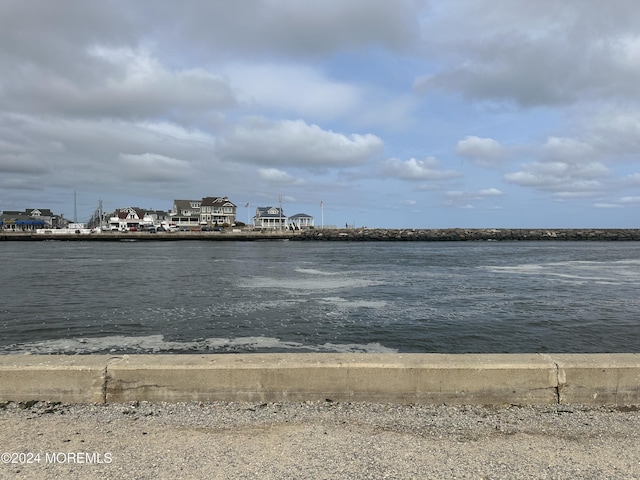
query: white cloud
595 203 623 209
0 153 49 174
478 188 503 196
581 109 640 158
224 63 360 119
455 136 507 167
117 153 192 182
1 43 238 122
258 168 305 185
381 157 461 181
216 118 383 167
2 0 640 227
619 196 640 204
623 173 640 185
0 113 217 194
504 161 607 199
444 188 504 208
130 0 421 58
542 137 597 161
415 1 640 107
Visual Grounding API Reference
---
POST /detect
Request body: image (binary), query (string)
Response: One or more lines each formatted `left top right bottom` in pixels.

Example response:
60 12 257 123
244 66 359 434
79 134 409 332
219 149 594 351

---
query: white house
108 207 148 231
288 213 314 230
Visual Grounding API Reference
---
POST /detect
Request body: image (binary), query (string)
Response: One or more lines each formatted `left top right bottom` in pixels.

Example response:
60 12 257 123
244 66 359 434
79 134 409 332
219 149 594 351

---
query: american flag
245 203 249 207
320 201 323 207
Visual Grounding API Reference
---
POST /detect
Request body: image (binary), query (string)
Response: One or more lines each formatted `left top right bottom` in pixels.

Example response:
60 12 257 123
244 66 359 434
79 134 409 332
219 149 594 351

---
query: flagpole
320 201 324 229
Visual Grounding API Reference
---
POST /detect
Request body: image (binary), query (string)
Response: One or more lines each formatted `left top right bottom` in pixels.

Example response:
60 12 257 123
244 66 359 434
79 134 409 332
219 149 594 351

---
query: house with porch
288 213 314 230
169 199 202 229
107 207 148 231
254 206 287 230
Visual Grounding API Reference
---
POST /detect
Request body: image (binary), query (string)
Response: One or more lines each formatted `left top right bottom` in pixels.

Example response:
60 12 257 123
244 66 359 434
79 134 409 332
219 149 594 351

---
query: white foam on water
484 259 640 285
294 268 341 276
2 335 396 355
319 296 388 309
484 264 545 275
241 276 383 291
317 342 397 353
203 336 304 350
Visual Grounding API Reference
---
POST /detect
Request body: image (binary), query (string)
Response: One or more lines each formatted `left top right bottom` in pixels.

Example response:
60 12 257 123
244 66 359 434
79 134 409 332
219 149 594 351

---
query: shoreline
2 227 640 241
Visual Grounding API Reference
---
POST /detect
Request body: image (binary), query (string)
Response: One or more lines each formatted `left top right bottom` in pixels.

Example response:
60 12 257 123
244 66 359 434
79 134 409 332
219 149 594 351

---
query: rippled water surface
1 240 639 354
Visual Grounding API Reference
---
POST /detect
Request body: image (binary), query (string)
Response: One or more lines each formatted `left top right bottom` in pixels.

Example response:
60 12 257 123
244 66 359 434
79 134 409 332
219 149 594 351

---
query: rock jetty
2 228 640 242
291 228 640 241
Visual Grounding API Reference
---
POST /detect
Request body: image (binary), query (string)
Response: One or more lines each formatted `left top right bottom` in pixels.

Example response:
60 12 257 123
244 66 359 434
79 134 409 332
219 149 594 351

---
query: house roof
201 196 236 207
173 199 198 209
116 207 145 220
172 200 200 217
26 208 54 216
255 206 285 218
289 213 312 219
2 209 55 217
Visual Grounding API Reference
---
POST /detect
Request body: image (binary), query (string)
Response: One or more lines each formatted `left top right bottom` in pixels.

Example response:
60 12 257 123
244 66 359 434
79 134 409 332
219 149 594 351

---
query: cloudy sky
2 0 640 228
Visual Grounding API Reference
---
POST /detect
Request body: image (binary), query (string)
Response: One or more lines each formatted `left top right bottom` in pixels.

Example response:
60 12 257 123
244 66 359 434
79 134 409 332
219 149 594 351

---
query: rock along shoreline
294 228 640 241
1 228 640 242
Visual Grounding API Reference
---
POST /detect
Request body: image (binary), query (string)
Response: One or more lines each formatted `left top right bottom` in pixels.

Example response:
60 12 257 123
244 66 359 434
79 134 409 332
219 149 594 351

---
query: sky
1 0 640 228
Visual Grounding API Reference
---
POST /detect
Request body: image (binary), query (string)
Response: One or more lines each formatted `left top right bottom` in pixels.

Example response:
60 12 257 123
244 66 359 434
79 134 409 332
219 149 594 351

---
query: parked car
213 227 225 232
201 226 212 231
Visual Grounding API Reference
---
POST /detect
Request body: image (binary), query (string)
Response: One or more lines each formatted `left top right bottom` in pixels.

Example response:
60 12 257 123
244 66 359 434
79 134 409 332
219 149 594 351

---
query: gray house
200 197 237 226
253 206 286 230
170 199 202 229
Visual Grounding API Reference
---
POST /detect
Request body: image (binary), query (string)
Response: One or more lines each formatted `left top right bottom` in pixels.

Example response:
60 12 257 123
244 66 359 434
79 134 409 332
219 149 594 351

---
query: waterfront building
288 213 314 230
254 206 287 230
199 197 237 226
0 208 59 230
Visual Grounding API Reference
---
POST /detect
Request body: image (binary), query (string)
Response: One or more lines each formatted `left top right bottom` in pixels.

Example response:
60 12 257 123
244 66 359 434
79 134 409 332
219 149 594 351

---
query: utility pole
278 194 283 232
99 199 103 231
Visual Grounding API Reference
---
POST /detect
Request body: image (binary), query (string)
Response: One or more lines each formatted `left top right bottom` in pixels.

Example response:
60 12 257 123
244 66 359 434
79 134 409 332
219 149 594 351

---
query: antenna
74 191 77 223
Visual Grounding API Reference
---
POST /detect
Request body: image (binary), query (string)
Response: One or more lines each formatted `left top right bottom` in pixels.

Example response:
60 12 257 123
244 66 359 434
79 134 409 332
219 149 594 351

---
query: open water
1 240 639 354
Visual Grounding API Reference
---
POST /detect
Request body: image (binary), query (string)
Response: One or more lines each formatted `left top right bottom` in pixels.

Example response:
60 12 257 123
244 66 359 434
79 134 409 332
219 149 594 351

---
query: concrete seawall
2 353 639 405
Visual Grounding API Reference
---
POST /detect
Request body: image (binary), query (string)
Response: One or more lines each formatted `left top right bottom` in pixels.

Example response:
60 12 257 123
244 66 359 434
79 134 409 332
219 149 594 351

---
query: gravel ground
1 400 640 479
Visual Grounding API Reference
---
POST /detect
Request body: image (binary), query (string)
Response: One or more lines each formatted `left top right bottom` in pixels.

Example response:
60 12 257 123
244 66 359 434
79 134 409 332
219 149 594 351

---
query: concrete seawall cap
1 353 640 405
0 355 108 403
